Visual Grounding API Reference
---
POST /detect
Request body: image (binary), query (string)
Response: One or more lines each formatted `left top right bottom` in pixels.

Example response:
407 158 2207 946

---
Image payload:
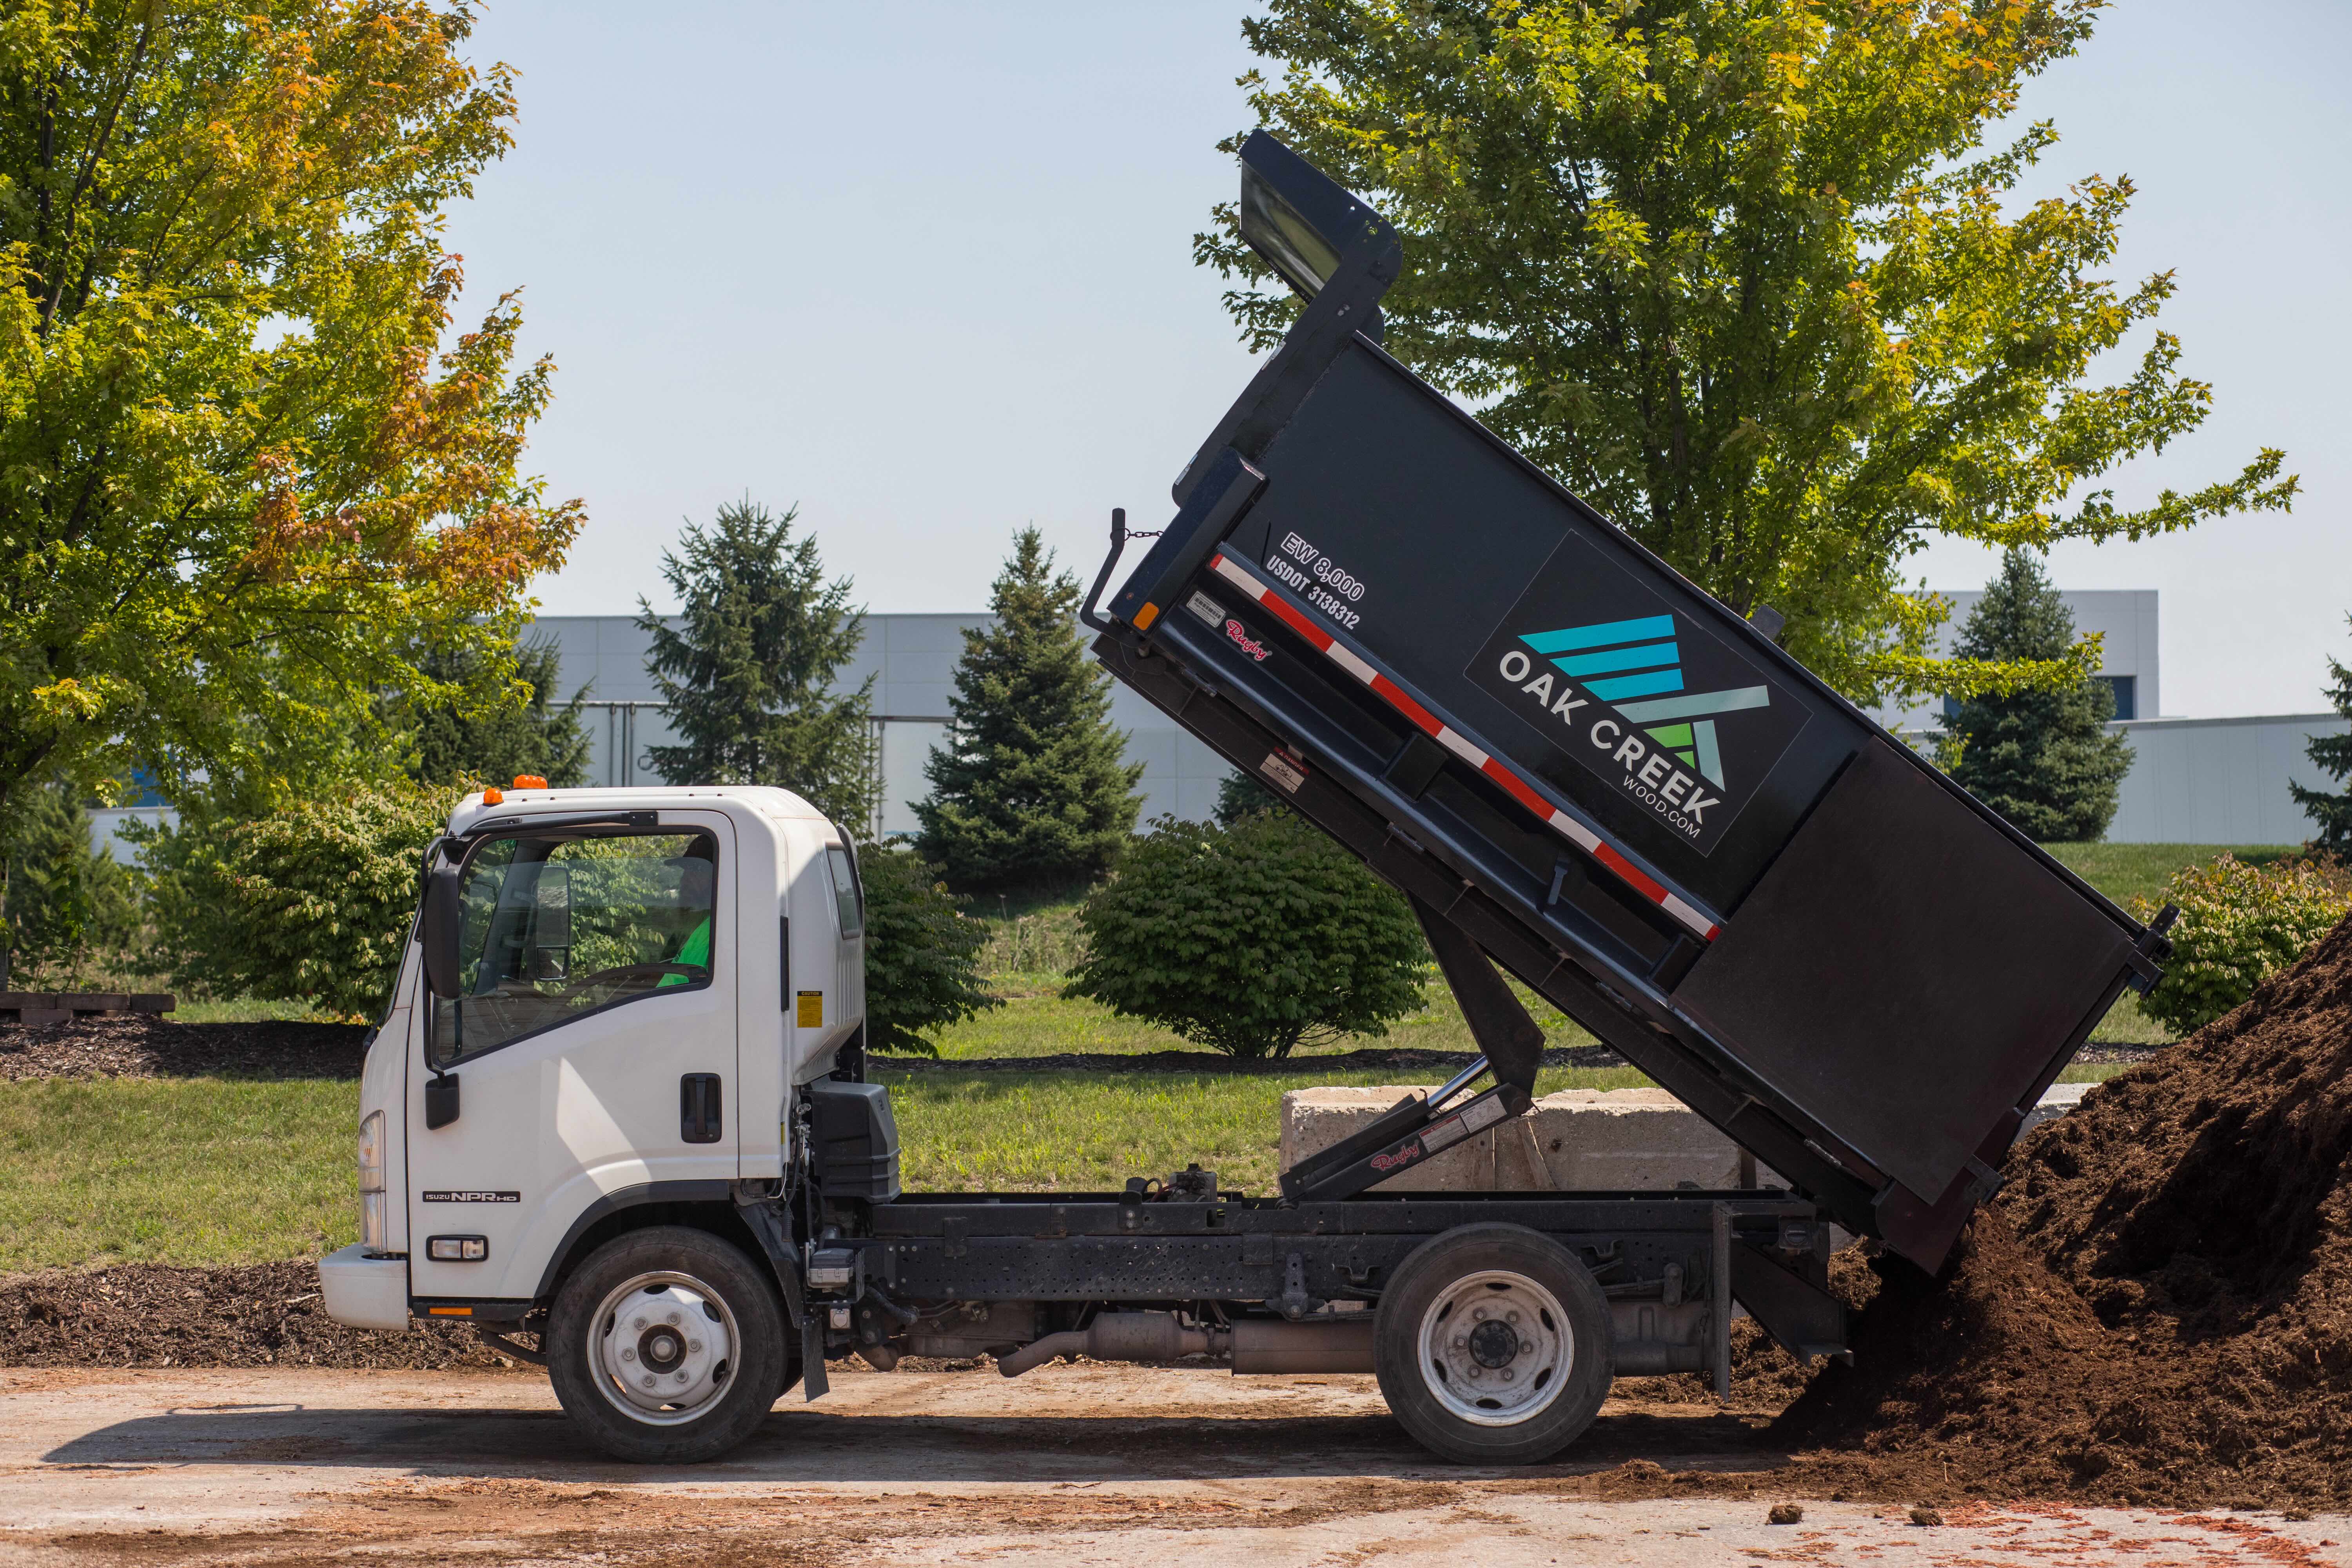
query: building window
2095 675 2136 722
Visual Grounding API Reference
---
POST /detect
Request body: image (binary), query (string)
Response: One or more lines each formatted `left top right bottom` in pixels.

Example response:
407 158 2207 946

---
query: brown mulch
0 1014 372 1081
1771 910 2352 1509
0 1260 521 1369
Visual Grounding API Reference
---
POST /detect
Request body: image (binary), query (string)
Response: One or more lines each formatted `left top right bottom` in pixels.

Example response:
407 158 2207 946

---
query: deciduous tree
0 1 582 829
1200 0 2296 704
393 635 592 789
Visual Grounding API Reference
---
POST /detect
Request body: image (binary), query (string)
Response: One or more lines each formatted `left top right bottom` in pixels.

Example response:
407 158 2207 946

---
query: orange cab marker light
481 787 504 806
512 774 548 790
1133 602 1161 631
427 1306 472 1316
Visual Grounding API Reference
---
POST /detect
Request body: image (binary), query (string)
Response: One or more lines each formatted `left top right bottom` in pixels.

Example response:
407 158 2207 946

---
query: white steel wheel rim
589 1270 740 1426
1416 1268 1573 1427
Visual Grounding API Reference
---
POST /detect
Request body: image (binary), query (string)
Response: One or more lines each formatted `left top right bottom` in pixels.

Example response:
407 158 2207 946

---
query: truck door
406 813 739 1304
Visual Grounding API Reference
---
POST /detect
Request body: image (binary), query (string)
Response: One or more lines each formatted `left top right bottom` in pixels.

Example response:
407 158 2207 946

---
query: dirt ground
0 1365 2341 1567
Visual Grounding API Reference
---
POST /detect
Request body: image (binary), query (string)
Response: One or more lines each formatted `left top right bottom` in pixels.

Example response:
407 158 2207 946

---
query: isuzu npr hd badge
1467 533 1808 853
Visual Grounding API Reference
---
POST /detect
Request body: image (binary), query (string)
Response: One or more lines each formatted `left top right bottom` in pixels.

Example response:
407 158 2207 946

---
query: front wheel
547 1225 788 1463
1373 1223 1612 1465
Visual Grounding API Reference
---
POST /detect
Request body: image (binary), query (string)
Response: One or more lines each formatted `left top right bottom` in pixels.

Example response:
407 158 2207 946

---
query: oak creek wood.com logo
1467 537 1808 855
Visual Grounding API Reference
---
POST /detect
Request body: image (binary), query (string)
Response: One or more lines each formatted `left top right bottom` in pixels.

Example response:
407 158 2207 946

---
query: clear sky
445 1 2350 719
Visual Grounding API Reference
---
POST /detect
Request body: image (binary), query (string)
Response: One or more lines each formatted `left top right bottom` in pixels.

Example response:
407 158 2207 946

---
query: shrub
861 844 1001 1055
140 783 456 1018
2133 854 2352 1034
1065 812 1427 1059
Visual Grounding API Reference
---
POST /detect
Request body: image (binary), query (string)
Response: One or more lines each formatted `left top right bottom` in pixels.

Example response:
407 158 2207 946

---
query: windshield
429 829 718 1067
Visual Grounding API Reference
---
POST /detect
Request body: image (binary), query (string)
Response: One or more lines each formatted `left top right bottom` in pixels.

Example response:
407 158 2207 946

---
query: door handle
681 1073 723 1143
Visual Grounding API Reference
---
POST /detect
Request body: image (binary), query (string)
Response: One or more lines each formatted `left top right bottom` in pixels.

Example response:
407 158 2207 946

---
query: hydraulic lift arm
1278 896 1545 1201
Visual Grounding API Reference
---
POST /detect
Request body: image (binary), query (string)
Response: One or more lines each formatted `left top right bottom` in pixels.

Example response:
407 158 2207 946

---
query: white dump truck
320 132 2165 1466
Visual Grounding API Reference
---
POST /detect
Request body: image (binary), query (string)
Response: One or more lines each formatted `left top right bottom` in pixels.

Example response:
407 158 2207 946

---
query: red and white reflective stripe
1210 552 1719 941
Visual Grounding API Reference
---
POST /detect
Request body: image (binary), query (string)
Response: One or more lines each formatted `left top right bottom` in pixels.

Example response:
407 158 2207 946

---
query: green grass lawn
2040 842 2300 911
926 971 1598 1061
882 1063 1653 1195
0 1077 358 1273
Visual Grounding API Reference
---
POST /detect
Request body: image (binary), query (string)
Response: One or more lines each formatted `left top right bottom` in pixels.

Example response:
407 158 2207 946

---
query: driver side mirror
420 856 463 1000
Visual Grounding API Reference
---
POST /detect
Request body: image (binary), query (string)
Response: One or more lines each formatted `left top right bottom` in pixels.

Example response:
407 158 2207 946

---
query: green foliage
138 780 455 1018
1940 550 2131 840
640 500 875 824
1215 769 1285 826
1201 0 2296 707
2288 617 2352 853
392 635 592 789
0 781 138 988
2132 854 2352 1035
0 1 582 826
916 528 1143 893
1066 812 1427 1059
859 844 1001 1056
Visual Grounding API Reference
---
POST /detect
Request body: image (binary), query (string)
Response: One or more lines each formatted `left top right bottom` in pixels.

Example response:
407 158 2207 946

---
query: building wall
522 613 1230 836
2103 713 2347 844
91 602 2336 857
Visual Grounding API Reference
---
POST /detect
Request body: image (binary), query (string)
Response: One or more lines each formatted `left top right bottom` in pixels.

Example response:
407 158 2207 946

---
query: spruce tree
639 501 875 826
1215 769 1285 825
397 637 593 789
1940 550 2132 842
2288 617 2352 853
915 528 1143 892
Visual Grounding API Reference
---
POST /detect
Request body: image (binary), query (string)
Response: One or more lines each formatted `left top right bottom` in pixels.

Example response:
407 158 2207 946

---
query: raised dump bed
1088 132 2168 1272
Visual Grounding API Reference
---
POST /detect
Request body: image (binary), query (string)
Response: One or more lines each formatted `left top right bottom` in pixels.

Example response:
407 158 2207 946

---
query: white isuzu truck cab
323 784 872 1457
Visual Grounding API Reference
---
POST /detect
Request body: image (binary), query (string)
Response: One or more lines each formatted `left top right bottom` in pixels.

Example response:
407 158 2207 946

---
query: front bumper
319 1243 410 1331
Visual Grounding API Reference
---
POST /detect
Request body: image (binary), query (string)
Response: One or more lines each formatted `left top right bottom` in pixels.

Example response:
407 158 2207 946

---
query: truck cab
322 785 869 1440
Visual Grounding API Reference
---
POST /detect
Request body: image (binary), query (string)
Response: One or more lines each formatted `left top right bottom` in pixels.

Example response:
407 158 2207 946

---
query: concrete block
1279 1079 2103 1195
1279 1086 1779 1194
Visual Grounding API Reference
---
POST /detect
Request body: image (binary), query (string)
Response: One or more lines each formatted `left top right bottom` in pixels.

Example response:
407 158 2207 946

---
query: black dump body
1087 133 2167 1273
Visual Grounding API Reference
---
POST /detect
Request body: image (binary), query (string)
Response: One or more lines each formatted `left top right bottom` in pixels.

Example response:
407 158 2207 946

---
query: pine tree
397 637 593 789
639 501 875 825
1940 550 2132 842
915 528 1143 892
0 782 140 991
2288 617 2352 853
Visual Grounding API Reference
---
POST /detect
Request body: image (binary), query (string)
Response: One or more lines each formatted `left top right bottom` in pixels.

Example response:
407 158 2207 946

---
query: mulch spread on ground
0 1260 519 1369
0 1014 372 1081
1773 910 2352 1509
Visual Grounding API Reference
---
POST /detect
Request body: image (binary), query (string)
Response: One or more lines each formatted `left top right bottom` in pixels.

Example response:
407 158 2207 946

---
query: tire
1373 1223 1613 1465
546 1225 789 1463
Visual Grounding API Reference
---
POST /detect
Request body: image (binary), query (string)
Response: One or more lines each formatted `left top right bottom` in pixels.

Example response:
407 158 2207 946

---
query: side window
430 831 719 1067
825 845 864 938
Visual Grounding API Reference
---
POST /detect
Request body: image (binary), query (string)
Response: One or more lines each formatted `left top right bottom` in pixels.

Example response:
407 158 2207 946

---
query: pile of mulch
0 1014 372 1081
0 1260 524 1369
1773 911 2352 1508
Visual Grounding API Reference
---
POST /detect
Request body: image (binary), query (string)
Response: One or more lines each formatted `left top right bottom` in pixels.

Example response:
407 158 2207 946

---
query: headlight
358 1111 385 1193
358 1111 387 1252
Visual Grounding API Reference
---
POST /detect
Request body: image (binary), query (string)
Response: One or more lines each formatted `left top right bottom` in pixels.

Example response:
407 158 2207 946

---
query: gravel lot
0 1365 2340 1566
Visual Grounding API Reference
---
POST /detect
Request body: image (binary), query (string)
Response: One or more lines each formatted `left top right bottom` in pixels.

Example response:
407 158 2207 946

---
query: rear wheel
548 1226 787 1463
1373 1223 1612 1465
